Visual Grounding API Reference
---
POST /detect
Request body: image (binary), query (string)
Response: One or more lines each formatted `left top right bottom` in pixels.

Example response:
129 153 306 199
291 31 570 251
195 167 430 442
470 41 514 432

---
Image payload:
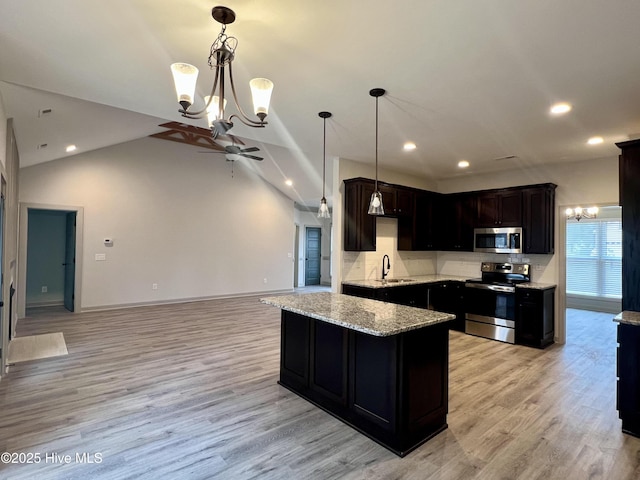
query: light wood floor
1 299 639 479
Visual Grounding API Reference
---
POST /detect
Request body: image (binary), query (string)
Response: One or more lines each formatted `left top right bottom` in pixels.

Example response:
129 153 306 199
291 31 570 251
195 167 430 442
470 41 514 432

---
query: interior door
305 227 321 286
63 212 76 312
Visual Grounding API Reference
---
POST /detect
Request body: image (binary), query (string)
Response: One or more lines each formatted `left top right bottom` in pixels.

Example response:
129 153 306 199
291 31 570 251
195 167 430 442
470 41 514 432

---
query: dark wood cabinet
476 189 523 227
430 281 465 332
344 178 376 251
522 184 556 254
515 287 555 348
617 139 640 312
442 193 476 251
616 138 640 437
343 177 555 254
409 191 440 251
279 309 449 456
617 323 640 436
378 183 414 217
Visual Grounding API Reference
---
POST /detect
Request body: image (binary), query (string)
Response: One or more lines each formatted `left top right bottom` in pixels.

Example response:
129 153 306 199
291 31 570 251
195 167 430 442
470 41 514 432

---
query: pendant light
368 88 385 216
318 111 332 219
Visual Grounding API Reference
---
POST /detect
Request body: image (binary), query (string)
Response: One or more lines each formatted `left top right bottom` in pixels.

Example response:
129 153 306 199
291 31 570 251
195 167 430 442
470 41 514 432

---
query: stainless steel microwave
473 227 523 254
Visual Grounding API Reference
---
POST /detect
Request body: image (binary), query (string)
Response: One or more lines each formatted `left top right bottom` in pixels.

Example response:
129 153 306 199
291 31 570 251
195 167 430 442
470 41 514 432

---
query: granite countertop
342 274 468 289
614 311 640 326
516 282 557 290
342 275 556 290
260 292 455 337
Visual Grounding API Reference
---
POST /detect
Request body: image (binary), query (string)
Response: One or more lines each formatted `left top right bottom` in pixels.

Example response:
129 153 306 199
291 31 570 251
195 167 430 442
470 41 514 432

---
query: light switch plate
95 253 106 261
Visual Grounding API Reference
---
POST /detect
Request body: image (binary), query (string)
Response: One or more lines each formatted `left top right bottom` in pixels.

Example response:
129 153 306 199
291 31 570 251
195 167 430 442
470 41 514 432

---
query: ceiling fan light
249 78 274 119
170 63 199 109
368 191 385 216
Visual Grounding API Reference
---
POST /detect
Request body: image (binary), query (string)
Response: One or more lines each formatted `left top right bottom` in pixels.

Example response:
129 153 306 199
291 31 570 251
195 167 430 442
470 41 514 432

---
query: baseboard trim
80 289 295 313
26 301 64 308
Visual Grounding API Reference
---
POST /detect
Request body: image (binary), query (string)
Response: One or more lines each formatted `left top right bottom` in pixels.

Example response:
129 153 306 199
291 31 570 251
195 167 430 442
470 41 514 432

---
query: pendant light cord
375 96 379 191
322 116 327 198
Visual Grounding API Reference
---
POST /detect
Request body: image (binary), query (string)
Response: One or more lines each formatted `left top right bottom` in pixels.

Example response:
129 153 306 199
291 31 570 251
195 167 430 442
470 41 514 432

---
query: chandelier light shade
566 206 598 221
318 111 332 219
368 88 386 216
170 6 274 138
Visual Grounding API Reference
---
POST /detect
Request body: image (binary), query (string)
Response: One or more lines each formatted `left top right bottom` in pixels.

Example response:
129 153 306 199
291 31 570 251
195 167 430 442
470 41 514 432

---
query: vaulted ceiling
2 1 640 207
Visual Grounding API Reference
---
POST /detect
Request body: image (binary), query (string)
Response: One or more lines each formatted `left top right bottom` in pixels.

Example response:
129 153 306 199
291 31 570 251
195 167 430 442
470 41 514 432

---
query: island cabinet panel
278 310 449 456
280 312 310 389
310 321 348 405
350 333 397 431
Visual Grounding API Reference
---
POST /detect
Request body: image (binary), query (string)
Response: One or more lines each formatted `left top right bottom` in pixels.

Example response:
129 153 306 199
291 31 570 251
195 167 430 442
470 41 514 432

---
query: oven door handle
465 283 515 293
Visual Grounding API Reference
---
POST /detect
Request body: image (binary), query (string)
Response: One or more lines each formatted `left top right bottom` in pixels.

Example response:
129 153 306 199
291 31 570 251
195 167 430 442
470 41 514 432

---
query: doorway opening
18 204 84 318
565 205 622 314
305 227 321 286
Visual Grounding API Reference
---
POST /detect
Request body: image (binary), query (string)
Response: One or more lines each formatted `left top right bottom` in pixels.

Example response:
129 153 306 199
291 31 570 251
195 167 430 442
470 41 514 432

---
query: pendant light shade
368 88 386 216
318 111 332 219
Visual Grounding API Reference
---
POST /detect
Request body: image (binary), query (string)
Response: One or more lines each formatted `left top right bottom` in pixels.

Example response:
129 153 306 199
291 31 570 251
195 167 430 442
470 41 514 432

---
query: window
566 217 622 299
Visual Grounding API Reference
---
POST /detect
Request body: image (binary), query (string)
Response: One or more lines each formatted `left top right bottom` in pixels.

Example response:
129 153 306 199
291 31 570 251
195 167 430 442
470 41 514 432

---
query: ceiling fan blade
240 154 263 161
198 151 225 154
240 147 260 153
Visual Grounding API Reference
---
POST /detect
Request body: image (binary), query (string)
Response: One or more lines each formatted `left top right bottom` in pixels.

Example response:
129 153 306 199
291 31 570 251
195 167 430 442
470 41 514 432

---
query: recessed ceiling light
403 142 417 151
65 144 77 153
285 179 293 187
458 160 470 168
550 102 572 115
587 136 604 145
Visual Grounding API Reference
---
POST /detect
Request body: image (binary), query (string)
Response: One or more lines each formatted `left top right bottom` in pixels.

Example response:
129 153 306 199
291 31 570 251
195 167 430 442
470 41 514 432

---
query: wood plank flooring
0 299 639 479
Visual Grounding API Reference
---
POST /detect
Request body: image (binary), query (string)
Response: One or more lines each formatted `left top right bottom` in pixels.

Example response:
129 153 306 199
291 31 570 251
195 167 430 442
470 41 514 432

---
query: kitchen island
260 292 456 457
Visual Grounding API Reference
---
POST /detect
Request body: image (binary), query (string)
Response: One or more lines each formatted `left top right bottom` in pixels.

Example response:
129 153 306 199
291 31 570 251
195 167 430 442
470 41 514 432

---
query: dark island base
278 310 450 457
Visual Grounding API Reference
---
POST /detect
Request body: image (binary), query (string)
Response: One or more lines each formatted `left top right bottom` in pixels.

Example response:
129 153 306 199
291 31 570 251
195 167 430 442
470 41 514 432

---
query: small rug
8 332 68 363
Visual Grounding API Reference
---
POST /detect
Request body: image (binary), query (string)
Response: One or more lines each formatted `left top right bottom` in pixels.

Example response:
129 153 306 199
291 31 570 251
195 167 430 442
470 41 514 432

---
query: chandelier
170 6 274 139
566 206 598 221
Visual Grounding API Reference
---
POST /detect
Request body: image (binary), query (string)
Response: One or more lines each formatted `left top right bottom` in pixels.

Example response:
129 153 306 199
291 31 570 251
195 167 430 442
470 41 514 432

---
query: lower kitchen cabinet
429 282 465 332
617 322 640 437
515 287 555 348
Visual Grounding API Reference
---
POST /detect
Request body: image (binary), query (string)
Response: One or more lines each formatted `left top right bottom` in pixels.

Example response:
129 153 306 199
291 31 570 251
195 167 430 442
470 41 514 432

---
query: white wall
0 97 6 169
19 136 295 310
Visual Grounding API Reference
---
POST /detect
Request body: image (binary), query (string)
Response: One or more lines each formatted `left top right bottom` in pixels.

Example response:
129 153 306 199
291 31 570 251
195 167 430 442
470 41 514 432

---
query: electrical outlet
95 253 106 261
263 278 268 284
152 283 158 290
41 286 48 293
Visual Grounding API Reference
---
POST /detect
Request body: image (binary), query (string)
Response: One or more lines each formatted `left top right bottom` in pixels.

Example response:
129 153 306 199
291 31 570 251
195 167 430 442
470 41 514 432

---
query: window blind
566 218 622 298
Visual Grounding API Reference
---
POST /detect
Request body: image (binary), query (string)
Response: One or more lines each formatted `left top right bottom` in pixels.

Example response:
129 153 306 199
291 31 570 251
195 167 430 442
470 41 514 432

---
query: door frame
18 203 84 318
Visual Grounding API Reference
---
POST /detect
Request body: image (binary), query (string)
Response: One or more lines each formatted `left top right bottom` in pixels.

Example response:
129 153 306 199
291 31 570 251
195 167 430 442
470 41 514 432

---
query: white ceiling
2 0 640 207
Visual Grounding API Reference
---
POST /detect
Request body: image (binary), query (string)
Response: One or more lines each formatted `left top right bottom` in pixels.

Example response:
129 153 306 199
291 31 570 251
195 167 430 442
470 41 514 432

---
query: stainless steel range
464 262 530 344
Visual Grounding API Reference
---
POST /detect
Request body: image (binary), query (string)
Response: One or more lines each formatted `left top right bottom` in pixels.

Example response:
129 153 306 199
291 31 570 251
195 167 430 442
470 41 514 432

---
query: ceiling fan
201 144 264 161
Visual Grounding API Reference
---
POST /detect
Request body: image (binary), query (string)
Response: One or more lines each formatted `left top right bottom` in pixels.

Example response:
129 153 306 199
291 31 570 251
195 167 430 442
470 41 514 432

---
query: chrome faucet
382 254 391 280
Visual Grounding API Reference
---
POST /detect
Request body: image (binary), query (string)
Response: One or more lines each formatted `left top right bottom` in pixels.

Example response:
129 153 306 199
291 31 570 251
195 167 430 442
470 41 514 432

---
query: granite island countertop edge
261 292 455 337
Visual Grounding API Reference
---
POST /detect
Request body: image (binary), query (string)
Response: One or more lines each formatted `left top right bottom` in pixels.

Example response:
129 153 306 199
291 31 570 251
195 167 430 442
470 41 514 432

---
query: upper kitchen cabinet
378 183 414 217
522 184 556 254
410 191 442 251
476 189 523 227
442 193 476 251
344 178 376 251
